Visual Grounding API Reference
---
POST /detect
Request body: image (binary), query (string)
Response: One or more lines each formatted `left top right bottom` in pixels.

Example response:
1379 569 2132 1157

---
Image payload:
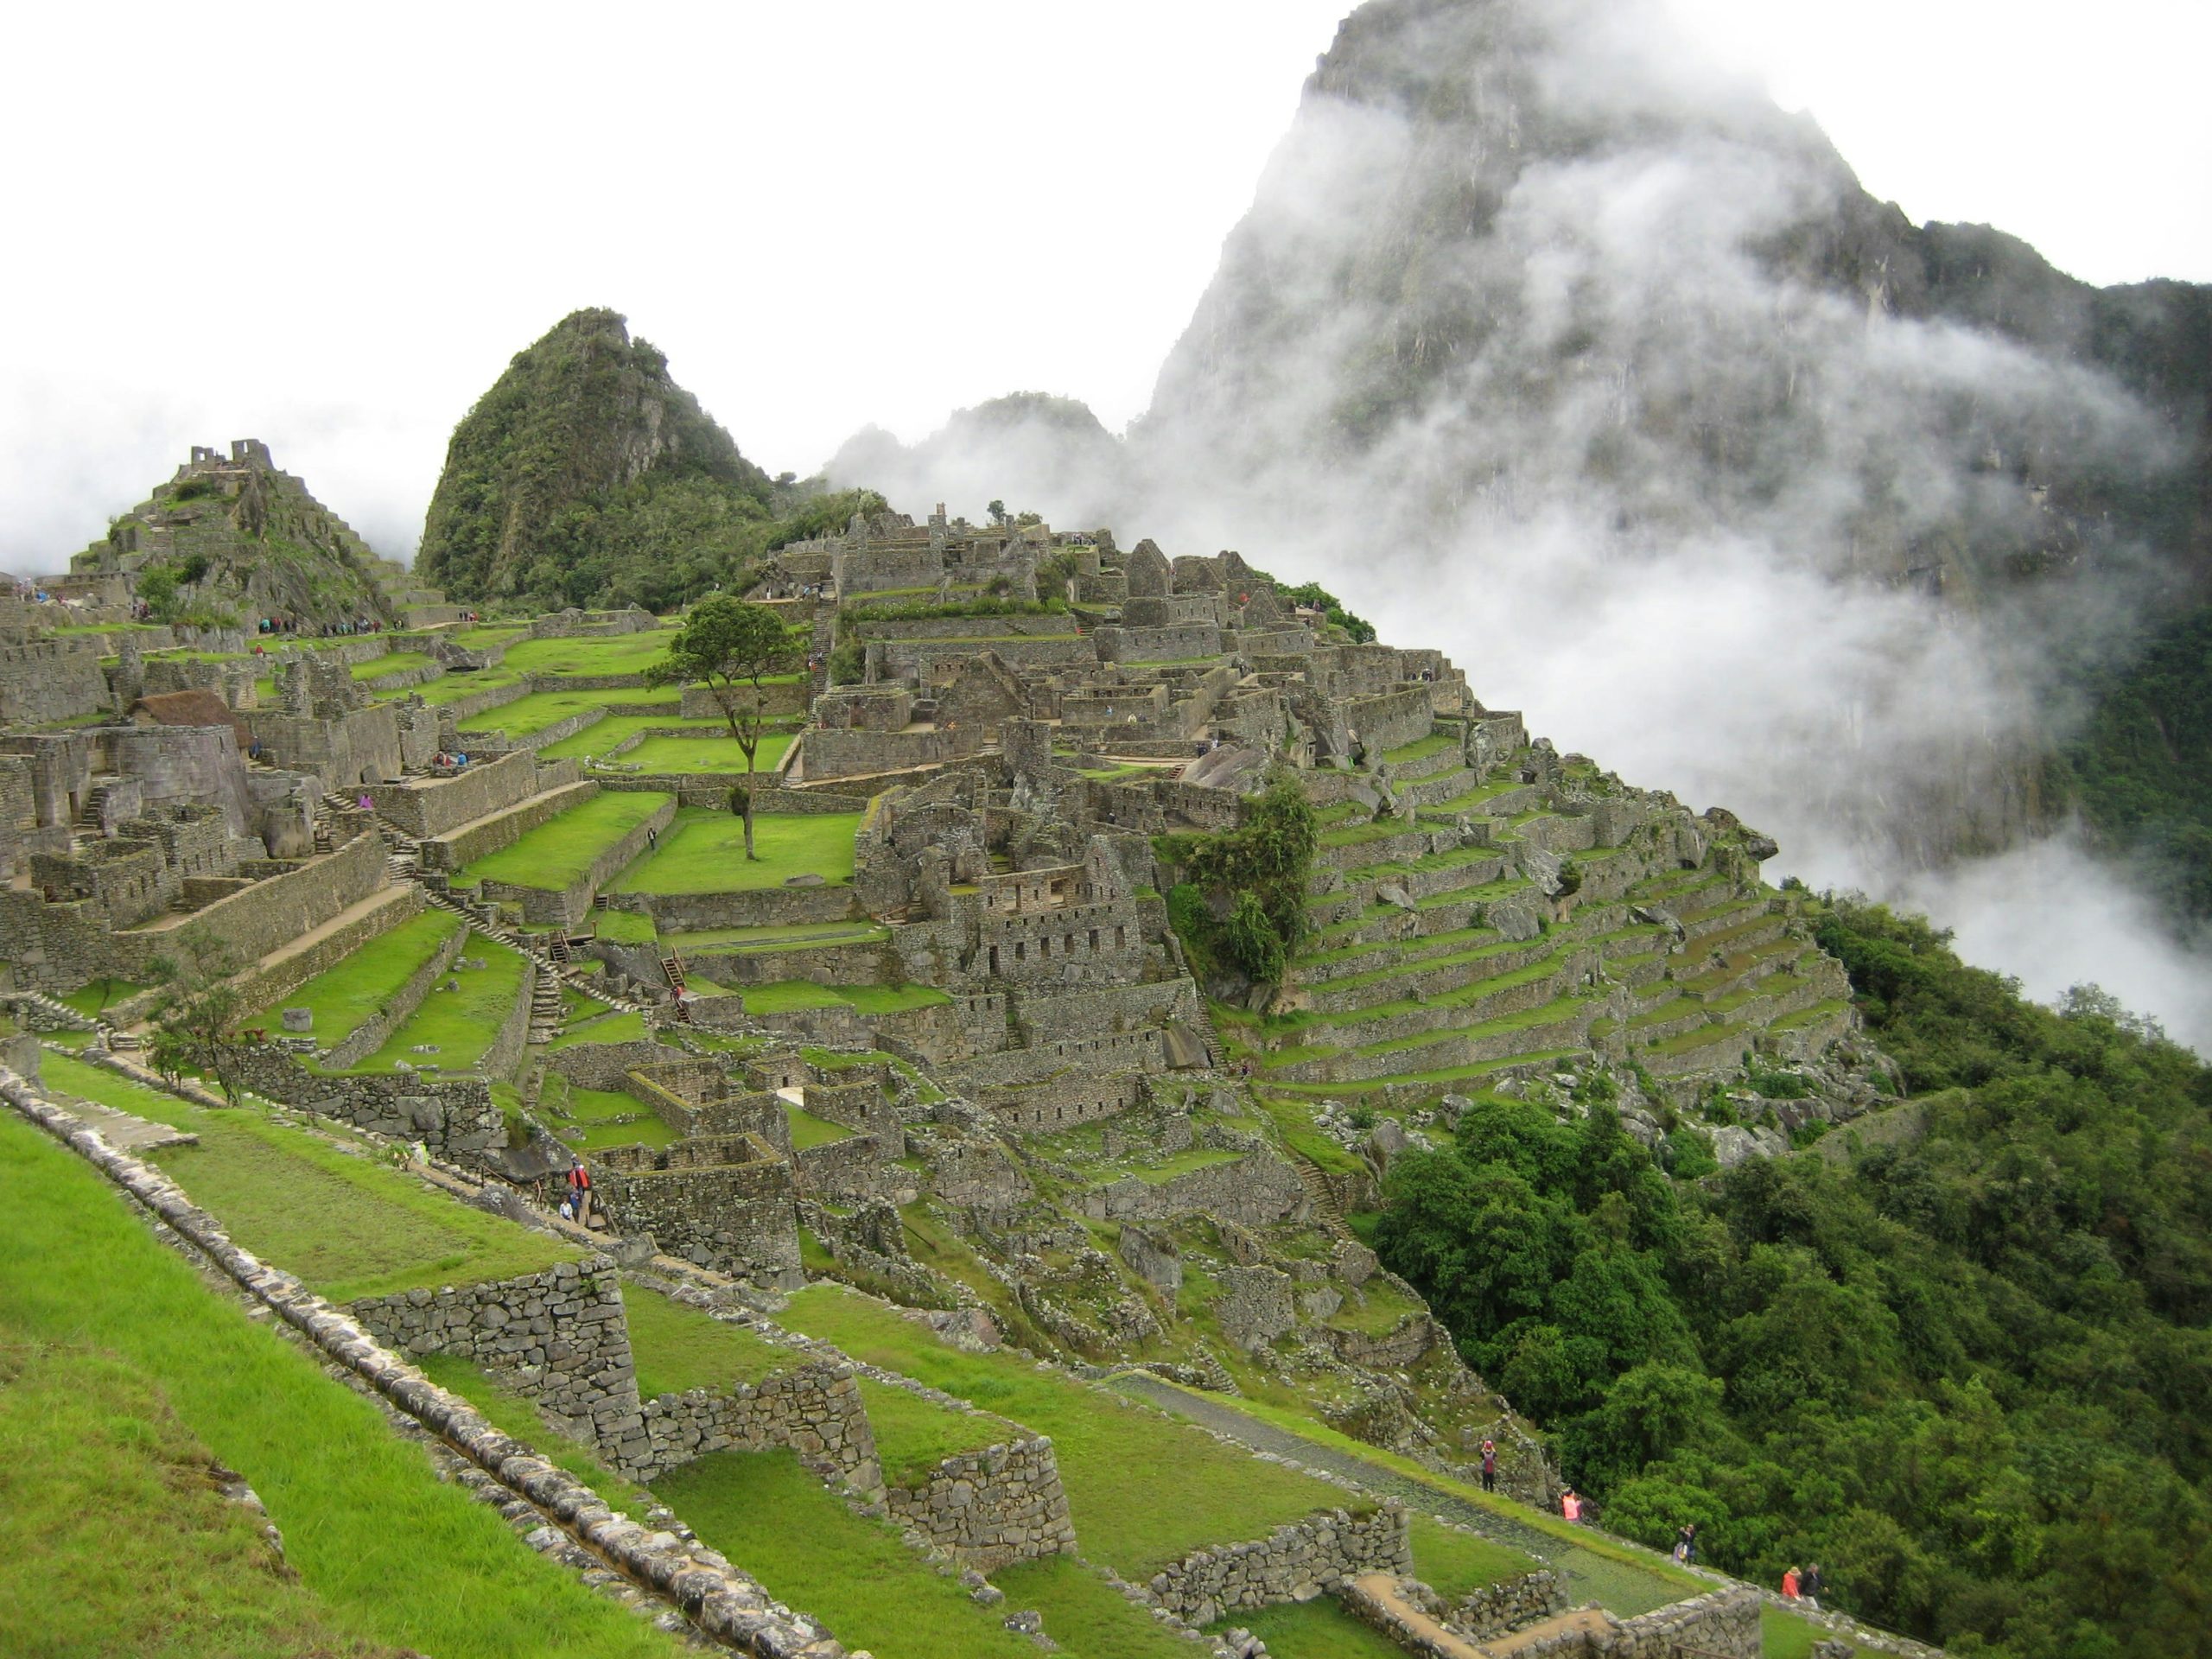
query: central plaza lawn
540 714 725 760
249 908 461 1046
346 933 527 1075
613 807 860 894
776 1284 1344 1575
460 791 671 891
499 629 683 677
36 1052 575 1301
454 688 682 741
723 979 950 1016
620 732 791 774
0 1111 675 1659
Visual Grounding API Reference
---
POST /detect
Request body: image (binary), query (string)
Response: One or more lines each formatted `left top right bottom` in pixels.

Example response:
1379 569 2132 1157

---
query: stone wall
800 727 976 781
626 882 855 932
1444 1569 1569 1640
639 1360 881 1492
1146 1503 1408 1625
226 1042 510 1166
0 639 113 725
1345 688 1433 757
593 1155 801 1287
1600 1584 1761 1657
880 1435 1079 1573
1093 1150 1310 1228
370 750 548 840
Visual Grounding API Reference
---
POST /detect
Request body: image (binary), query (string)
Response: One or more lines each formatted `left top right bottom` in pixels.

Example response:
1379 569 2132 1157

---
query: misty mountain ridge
830 0 2211 1007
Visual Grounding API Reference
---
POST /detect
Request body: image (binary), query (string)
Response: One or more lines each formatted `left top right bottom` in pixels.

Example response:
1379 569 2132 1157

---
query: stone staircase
526 973 566 1045
4 989 143 1052
1293 1152 1352 1241
420 885 649 1020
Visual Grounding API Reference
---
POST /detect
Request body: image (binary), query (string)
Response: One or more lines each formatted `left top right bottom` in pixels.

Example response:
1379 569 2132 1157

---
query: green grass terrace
459 790 672 891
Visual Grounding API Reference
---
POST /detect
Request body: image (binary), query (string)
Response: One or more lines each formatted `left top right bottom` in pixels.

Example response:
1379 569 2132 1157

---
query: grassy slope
0 1110 679 1659
777 1285 1344 1576
621 1285 793 1395
39 1052 574 1301
614 808 861 894
0 1339 403 1659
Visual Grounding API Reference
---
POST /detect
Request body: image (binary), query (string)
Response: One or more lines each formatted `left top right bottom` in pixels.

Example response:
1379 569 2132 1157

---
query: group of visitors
430 750 470 772
1782 1563 1823 1605
259 614 384 636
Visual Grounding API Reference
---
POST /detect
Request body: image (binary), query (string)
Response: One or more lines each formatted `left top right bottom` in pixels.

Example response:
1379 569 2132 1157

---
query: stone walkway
41 1089 196 1154
1351 1573 1491 1657
1108 1371 1681 1613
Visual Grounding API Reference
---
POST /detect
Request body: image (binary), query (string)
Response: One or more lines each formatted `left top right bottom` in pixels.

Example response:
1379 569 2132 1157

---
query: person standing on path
1480 1440 1497 1493
1801 1564 1822 1607
1782 1566 1801 1599
1675 1522 1698 1565
568 1158 593 1229
1560 1489 1581 1524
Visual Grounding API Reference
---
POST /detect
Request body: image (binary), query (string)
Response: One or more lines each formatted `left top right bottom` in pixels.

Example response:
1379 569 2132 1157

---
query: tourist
1480 1440 1497 1492
1781 1566 1801 1600
1560 1489 1581 1524
568 1159 593 1228
1801 1564 1822 1607
646 825 658 850
1676 1522 1698 1565
356 792 372 812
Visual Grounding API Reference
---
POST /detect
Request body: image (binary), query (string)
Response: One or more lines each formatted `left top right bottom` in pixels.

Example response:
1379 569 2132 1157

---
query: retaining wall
1145 1503 1408 1626
322 918 470 1070
419 779 601 873
881 1437 1078 1573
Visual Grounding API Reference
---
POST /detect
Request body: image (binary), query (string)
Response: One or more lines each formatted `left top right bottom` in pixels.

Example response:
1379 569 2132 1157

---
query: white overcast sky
2 0 2205 570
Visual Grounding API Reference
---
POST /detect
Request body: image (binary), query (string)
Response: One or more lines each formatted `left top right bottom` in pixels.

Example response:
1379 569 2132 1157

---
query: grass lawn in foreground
36 1052 575 1301
461 791 671 891
860 1377 996 1485
613 808 861 894
0 1111 680 1659
777 1283 1343 1575
56 977 143 1019
620 733 791 775
0 1338 389 1659
347 935 527 1076
249 909 461 1047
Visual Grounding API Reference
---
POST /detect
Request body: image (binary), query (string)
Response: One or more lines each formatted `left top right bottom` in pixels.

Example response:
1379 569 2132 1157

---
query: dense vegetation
1158 772 1320 984
2058 602 2212 925
416 308 874 612
1376 898 2212 1659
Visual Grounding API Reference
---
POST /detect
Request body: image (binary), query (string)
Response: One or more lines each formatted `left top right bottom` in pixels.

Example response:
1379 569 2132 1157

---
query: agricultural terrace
459 791 672 890
541 715 727 760
613 807 861 894
453 687 680 740
344 935 528 1074
247 908 462 1046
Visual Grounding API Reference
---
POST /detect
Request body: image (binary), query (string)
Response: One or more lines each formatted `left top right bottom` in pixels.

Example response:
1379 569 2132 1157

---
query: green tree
645 595 798 860
143 931 249 1106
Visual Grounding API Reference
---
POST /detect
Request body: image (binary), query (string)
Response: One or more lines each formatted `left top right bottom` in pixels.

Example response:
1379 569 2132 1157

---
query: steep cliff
416 308 777 608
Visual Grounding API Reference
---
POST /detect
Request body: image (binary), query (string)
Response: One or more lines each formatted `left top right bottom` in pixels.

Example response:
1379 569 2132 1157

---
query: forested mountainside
1380 895 2212 1659
1128 0 2211 910
416 309 870 613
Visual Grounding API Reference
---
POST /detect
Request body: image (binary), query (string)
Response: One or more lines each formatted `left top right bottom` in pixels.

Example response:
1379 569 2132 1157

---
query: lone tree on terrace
143 930 250 1106
646 594 799 861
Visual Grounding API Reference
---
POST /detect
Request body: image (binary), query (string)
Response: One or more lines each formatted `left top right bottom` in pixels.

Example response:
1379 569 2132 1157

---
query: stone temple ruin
0 485 1880 1659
